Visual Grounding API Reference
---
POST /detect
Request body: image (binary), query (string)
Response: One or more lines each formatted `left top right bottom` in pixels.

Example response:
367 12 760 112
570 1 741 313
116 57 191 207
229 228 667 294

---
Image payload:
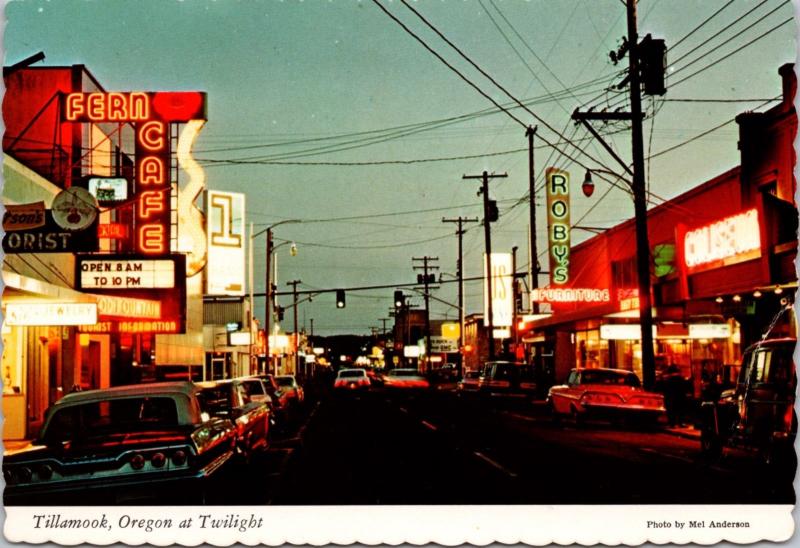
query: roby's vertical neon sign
63 91 206 255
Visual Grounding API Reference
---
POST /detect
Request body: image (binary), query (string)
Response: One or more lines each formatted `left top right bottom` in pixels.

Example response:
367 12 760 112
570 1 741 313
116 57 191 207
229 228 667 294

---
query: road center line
472 451 518 478
421 420 438 431
398 407 409 414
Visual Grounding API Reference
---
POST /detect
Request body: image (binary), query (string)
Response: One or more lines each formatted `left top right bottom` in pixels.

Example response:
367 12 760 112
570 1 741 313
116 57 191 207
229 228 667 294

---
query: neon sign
531 287 610 304
62 91 207 255
683 209 761 272
546 167 571 285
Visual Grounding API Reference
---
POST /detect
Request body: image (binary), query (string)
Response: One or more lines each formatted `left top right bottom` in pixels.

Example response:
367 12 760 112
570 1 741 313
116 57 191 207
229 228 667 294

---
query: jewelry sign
546 167 571 285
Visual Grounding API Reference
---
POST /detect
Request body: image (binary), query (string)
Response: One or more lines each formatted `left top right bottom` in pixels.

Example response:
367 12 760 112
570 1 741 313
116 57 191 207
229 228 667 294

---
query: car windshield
197 386 232 416
275 377 295 387
464 371 480 379
581 370 641 387
42 397 180 444
338 370 366 378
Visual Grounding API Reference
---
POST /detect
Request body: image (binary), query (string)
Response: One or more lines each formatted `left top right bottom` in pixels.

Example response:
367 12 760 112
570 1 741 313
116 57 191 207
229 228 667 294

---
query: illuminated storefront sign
429 336 459 353
531 287 611 304
441 323 460 340
87 177 129 203
404 346 421 358
546 167 571 285
5 303 97 326
62 91 207 256
229 331 252 346
484 253 513 328
98 223 129 239
77 258 176 289
688 323 731 339
93 295 161 319
617 288 640 311
600 324 658 340
206 190 246 295
683 209 761 273
79 320 180 334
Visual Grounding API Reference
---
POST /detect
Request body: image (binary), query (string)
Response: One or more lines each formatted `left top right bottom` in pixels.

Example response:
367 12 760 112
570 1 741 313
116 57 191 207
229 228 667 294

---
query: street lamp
250 219 301 375
582 167 656 389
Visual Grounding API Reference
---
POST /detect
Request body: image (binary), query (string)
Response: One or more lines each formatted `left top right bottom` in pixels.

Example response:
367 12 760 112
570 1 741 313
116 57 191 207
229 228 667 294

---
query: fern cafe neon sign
63 91 206 255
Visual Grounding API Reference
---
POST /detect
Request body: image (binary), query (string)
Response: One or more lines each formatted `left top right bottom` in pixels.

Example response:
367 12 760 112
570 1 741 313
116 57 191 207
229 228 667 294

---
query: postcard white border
3 504 794 546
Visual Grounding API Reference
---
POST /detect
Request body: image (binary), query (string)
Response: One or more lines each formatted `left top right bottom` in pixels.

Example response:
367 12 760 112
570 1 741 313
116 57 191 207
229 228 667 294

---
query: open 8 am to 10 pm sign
62 91 207 256
75 254 186 333
206 190 246 295
546 167 570 285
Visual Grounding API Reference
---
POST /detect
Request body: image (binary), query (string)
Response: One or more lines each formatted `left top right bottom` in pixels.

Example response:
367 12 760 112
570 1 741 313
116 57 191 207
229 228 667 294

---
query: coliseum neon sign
683 209 761 272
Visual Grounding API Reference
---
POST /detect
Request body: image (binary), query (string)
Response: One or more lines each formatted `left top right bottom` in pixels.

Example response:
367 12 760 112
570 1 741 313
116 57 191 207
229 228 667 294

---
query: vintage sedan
196 378 271 463
275 375 305 404
457 370 482 393
383 368 430 390
3 381 237 505
334 368 371 390
548 368 665 425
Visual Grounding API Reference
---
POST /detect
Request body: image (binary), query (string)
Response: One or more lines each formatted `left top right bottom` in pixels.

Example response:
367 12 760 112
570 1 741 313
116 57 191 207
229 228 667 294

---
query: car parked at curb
196 378 271 463
275 375 305 404
699 337 797 469
457 370 482 393
547 368 665 426
477 361 538 397
2 381 236 505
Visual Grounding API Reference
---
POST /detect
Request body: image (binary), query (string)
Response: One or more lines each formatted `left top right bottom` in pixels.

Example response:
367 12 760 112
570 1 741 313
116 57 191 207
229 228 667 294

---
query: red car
383 368 430 390
548 368 665 426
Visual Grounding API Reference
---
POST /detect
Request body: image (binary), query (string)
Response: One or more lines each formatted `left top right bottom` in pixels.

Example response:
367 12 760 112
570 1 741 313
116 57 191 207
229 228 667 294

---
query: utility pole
265 229 273 373
526 125 540 314
570 0 657 390
463 171 507 360
512 246 519 355
380 318 390 336
413 256 439 373
626 0 656 391
442 216 478 378
287 279 302 379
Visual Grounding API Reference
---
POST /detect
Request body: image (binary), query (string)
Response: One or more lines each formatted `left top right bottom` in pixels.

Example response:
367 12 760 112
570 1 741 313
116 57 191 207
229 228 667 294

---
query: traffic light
487 200 499 222
416 274 436 284
394 290 404 309
275 306 284 321
639 34 667 96
336 289 346 308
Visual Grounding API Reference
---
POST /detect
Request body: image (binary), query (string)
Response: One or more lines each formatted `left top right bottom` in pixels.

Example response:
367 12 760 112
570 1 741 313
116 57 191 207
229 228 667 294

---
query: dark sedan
3 381 237 505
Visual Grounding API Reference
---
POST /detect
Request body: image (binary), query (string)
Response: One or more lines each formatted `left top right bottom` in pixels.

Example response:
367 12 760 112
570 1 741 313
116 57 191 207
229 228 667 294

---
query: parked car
2 381 236 505
275 375 305 404
547 368 666 426
477 361 538 397
384 368 430 390
699 337 797 468
457 370 482 393
196 379 271 463
334 368 371 390
255 373 293 418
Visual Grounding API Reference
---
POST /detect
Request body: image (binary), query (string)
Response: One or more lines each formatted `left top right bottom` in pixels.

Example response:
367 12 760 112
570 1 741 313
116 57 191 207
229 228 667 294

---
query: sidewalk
661 424 702 441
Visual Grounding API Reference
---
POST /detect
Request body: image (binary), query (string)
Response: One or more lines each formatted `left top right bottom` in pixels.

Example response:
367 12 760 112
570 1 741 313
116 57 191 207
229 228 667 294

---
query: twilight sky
3 0 796 335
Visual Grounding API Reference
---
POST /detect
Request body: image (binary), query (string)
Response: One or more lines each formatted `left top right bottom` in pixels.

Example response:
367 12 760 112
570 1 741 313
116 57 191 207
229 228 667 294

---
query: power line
670 0 737 50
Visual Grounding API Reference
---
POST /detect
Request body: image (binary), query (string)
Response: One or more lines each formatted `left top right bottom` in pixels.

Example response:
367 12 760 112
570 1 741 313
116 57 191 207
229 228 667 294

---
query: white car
334 368 371 390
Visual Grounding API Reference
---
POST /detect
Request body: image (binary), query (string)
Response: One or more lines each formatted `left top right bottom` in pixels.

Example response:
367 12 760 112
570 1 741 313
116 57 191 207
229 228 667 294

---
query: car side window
567 371 578 385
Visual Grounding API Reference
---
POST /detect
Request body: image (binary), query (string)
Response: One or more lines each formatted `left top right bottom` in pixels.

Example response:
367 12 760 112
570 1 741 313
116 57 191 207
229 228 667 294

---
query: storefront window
575 329 609 369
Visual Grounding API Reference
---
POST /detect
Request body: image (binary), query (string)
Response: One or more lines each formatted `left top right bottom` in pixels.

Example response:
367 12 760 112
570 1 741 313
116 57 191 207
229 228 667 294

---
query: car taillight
37 464 53 480
172 450 187 466
3 468 16 485
151 452 166 468
581 392 623 404
18 466 32 483
130 453 145 470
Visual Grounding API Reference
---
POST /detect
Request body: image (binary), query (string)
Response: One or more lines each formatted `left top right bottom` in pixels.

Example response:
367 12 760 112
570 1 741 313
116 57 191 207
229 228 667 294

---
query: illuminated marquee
484 253 513 328
62 91 207 256
531 287 610 304
546 167 571 285
78 258 176 289
683 209 761 273
5 303 97 326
